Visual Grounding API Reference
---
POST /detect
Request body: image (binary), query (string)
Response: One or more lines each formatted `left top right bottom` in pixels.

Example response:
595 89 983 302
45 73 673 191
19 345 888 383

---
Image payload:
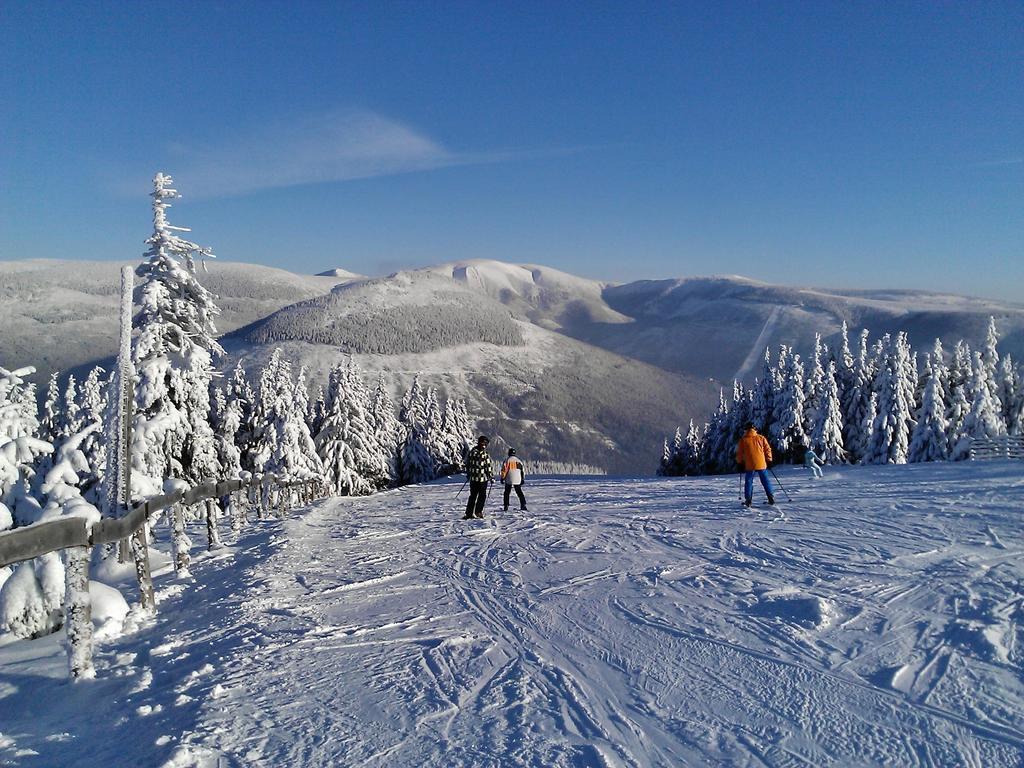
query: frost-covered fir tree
39 372 61 444
210 385 243 482
810 362 845 464
74 366 107 500
836 321 856 401
658 436 673 476
225 361 257 473
949 340 973 396
59 374 82 442
700 390 732 474
770 347 806 463
308 384 327 438
316 359 388 495
0 366 50 526
314 362 360 495
908 355 948 463
439 398 474 474
950 352 1006 460
842 329 873 462
131 173 223 495
369 373 401 485
398 377 435 485
945 383 970 457
981 316 1002 410
1006 365 1024 436
803 334 825 436
864 364 911 465
253 350 323 482
996 355 1017 429
749 348 777 435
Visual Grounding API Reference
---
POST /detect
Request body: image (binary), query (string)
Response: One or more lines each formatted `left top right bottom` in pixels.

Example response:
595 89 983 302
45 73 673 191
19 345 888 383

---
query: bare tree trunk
65 545 95 680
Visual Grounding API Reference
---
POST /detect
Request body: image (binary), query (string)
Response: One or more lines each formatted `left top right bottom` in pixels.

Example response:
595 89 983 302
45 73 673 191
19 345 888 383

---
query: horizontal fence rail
970 435 1024 461
0 476 310 569
0 472 326 680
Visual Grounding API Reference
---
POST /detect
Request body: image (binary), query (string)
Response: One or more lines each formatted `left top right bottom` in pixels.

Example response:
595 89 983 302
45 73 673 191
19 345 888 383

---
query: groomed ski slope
2 463 1023 767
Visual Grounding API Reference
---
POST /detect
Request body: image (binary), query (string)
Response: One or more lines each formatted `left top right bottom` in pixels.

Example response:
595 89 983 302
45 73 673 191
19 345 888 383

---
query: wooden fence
970 435 1024 461
0 473 327 680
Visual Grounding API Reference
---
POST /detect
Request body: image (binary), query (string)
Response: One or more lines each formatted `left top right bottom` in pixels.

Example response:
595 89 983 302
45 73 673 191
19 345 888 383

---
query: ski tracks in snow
154 466 1024 767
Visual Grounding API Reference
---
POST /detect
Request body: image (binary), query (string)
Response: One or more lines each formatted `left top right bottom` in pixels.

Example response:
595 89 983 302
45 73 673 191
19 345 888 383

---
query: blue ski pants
744 469 775 501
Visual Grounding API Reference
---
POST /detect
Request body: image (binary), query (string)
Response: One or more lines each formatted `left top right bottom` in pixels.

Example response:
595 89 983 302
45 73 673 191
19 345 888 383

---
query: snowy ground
1 462 1022 767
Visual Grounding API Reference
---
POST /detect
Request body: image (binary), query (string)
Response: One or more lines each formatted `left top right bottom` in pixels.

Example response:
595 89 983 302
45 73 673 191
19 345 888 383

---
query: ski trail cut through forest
734 305 783 381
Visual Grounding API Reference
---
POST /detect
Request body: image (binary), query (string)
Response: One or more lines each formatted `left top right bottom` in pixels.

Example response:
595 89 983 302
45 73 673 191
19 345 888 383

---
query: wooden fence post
131 524 155 612
64 544 95 680
172 504 191 574
205 498 222 551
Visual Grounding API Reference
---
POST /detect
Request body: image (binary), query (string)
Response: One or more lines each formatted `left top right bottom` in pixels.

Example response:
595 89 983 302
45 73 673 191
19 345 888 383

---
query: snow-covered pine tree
950 351 1007 460
369 373 401 485
253 350 323 483
400 374 425 425
996 355 1017 430
908 354 949 462
981 316 1002 410
440 397 474 474
658 436 673 476
810 361 845 463
842 329 872 463
314 361 360 495
770 347 807 462
865 363 911 465
1006 364 1024 436
131 172 223 495
803 333 825 436
0 366 50 527
700 390 731 474
749 348 777 435
949 340 973 395
211 384 243 482
225 361 257 474
59 375 82 442
894 333 919 420
339 358 389 491
398 376 435 485
422 387 446 474
39 372 61 444
836 320 856 400
74 366 107 501
308 384 327 437
682 420 704 475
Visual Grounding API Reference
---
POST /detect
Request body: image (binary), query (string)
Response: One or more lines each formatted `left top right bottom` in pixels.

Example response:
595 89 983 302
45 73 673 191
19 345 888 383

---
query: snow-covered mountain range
3 257 1023 472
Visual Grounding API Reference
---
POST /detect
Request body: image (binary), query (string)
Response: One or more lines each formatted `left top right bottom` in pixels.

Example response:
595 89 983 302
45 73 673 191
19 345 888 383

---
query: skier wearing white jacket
501 448 528 511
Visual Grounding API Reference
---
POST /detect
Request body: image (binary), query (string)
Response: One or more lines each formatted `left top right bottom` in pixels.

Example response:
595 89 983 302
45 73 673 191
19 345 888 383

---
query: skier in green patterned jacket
463 435 494 519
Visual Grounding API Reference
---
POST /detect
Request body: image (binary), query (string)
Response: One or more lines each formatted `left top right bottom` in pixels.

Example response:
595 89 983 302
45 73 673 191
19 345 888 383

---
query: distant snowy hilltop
2 257 1023 473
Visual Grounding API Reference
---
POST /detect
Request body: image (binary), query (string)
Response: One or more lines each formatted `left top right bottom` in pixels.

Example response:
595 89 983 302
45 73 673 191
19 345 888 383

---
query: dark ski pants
503 484 526 510
466 481 489 517
744 469 775 502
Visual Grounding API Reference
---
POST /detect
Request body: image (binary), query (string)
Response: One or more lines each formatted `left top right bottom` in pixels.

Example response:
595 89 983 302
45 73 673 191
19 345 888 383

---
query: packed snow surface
1 462 1022 766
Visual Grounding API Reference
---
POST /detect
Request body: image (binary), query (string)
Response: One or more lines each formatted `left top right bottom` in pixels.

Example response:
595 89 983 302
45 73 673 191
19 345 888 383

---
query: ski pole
455 479 468 498
768 467 792 502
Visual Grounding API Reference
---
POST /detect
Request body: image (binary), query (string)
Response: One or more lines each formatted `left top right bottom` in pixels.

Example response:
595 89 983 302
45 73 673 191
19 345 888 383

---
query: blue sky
1 1 1021 299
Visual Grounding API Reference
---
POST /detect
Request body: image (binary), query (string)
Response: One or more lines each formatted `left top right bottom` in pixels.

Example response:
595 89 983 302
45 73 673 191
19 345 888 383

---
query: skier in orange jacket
736 423 776 507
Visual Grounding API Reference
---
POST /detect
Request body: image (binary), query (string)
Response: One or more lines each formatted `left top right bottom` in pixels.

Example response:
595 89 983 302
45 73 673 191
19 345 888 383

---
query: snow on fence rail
970 435 1024 461
0 473 326 680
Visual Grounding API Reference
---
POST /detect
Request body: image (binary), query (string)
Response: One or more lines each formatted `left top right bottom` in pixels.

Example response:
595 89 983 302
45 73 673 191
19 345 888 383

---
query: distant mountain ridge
3 256 1023 472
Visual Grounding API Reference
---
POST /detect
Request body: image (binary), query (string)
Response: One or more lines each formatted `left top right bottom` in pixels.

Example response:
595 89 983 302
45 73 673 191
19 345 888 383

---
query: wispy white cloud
162 110 470 198
966 156 1023 169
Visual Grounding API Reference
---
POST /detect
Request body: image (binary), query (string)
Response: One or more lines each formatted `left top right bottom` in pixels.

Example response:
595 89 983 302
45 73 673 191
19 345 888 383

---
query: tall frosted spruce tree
131 173 222 496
